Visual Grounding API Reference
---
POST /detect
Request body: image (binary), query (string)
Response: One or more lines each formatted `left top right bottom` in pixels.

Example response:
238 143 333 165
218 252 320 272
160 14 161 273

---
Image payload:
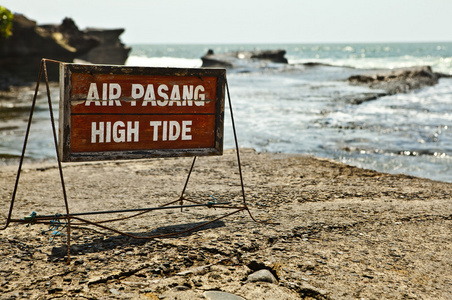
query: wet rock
348 66 443 96
339 92 387 105
201 49 288 68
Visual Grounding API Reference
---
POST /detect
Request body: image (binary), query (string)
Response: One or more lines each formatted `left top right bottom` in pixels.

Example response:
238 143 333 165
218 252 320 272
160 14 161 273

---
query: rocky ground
0 149 451 299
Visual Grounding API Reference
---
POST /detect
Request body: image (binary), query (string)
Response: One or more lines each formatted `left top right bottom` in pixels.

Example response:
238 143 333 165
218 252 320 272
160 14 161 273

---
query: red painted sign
59 64 226 162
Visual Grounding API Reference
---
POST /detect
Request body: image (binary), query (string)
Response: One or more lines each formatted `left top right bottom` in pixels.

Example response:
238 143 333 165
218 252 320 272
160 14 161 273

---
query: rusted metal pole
0 60 44 231
43 59 72 263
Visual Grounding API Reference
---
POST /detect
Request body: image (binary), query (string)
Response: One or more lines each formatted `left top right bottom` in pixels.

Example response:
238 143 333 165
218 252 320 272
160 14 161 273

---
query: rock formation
346 66 450 104
77 28 130 65
201 49 288 68
0 14 130 89
40 18 100 58
348 66 443 95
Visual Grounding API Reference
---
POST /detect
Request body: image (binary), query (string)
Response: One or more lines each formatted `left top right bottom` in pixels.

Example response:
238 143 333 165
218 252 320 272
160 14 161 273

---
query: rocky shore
201 49 288 68
346 65 451 104
200 49 449 106
1 149 451 299
0 14 130 89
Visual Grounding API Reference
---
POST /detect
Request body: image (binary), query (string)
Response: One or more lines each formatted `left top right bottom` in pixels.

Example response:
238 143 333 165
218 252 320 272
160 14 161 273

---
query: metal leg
1 60 43 231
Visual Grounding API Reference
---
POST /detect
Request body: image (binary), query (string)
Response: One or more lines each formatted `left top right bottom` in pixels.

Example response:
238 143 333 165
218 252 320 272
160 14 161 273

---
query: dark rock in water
201 49 288 68
348 66 441 95
340 92 388 105
77 28 131 65
248 49 288 63
201 51 234 68
0 14 130 89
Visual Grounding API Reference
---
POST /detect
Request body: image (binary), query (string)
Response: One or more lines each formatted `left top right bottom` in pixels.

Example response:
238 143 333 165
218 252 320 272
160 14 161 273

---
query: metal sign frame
1 59 268 263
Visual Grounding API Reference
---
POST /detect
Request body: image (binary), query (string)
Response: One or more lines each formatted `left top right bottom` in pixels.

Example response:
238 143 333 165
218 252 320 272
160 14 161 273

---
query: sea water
1 43 451 182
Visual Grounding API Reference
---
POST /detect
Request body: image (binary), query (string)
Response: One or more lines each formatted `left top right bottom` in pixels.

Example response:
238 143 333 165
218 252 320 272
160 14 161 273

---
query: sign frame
59 63 226 162
2 59 265 264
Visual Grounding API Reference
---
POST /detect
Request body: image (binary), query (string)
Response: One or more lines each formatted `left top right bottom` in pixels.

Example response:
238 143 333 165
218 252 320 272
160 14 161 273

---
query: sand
0 149 451 299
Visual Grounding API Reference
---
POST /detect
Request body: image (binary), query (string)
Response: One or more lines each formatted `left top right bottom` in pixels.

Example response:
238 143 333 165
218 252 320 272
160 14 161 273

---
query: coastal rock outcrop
201 49 288 68
40 17 100 58
0 14 84 86
0 14 130 89
345 66 450 104
348 66 443 95
77 28 131 65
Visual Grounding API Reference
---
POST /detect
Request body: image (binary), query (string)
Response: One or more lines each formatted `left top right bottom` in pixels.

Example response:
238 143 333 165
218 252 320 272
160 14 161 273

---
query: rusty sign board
59 63 226 162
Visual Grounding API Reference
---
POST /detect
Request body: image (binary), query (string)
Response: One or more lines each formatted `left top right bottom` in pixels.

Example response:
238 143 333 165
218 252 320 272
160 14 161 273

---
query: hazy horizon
2 0 452 45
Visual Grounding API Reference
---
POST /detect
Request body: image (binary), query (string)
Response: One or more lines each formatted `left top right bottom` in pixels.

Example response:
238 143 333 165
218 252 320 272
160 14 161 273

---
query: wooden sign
59 64 226 162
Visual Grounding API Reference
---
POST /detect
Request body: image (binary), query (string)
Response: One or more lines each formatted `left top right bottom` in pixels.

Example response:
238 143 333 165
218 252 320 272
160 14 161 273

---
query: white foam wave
289 56 452 75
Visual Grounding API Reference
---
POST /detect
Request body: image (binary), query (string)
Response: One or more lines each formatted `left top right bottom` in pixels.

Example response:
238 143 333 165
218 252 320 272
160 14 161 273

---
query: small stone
247 269 278 284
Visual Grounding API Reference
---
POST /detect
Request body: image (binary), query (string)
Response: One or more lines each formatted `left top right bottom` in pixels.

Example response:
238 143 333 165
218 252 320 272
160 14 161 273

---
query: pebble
247 269 278 284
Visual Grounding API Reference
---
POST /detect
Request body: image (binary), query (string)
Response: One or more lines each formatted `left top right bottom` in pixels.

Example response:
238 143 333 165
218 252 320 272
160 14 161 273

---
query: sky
2 0 452 45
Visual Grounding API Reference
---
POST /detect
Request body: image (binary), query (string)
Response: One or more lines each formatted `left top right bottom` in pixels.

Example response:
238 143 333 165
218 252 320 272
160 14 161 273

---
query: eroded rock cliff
0 14 130 89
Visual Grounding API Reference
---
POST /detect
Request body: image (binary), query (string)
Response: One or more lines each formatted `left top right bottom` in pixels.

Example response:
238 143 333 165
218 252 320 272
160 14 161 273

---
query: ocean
1 43 451 182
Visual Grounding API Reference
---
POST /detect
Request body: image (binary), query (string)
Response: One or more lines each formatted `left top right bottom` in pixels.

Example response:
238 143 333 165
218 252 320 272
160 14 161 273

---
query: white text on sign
90 120 193 144
85 83 207 107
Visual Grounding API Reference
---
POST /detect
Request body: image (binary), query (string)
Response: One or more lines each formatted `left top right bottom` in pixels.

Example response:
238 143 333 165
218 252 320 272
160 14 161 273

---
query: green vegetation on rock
0 6 13 39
